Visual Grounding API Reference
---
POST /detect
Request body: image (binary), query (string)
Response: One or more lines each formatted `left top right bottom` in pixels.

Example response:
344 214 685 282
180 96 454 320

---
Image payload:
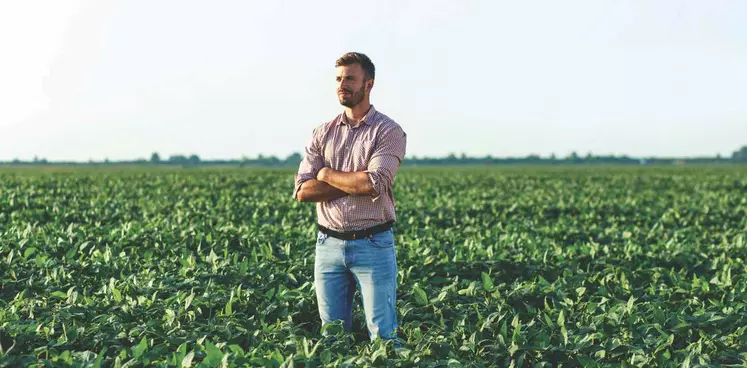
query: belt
318 221 394 241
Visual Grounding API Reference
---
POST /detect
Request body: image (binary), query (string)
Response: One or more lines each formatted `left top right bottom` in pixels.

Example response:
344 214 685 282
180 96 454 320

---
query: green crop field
1 166 746 367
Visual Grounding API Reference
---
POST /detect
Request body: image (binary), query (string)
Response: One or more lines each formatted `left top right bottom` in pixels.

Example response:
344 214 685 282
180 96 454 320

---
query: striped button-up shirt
293 105 407 231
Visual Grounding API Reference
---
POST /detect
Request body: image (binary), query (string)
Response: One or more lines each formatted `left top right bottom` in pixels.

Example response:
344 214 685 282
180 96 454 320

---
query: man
293 52 407 346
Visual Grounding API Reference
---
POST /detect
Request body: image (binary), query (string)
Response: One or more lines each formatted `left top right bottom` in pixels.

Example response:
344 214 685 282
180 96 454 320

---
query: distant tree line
2 146 746 167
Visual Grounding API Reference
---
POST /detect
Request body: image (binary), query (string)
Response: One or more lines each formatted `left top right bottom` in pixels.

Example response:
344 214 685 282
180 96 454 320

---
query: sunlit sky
1 0 745 161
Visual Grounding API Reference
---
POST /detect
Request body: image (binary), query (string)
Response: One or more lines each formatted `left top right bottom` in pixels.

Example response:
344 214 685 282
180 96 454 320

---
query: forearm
296 179 348 202
318 169 376 196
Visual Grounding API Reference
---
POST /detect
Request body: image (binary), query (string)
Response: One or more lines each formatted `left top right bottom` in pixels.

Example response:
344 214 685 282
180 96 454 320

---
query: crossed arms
293 124 407 203
295 169 375 203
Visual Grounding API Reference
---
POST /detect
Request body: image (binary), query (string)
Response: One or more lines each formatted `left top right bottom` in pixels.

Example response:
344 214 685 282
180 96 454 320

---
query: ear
366 78 374 91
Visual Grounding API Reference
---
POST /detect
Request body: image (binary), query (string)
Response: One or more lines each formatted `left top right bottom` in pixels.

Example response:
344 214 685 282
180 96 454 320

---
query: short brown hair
335 52 375 80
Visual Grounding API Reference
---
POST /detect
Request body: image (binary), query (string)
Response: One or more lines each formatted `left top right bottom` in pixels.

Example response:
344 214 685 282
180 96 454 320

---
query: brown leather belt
317 221 394 240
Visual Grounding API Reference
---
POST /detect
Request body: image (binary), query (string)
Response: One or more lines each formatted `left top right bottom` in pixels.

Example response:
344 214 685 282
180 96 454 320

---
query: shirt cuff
292 174 314 200
365 171 382 202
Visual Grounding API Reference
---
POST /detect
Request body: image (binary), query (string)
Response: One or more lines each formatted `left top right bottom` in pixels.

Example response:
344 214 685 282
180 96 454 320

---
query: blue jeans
314 228 399 343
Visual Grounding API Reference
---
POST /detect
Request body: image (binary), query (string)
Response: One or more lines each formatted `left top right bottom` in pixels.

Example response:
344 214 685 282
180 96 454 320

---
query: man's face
336 63 372 108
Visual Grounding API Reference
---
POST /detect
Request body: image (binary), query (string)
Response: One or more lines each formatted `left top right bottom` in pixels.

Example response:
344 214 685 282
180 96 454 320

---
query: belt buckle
352 233 357 240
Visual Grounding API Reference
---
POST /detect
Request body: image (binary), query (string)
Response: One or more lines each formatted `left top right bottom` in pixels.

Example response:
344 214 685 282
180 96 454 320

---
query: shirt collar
336 105 377 127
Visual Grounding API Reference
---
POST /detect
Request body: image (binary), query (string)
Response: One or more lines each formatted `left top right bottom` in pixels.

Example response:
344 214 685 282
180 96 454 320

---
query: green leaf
228 344 246 356
508 343 519 355
203 341 223 366
371 344 387 363
481 272 494 291
111 287 122 303
132 337 148 359
561 326 568 345
23 247 37 259
185 291 195 309
176 343 187 360
65 247 77 260
51 291 68 299
575 287 586 298
626 296 636 314
59 350 72 364
511 316 522 342
181 351 195 367
412 284 428 306
543 313 554 328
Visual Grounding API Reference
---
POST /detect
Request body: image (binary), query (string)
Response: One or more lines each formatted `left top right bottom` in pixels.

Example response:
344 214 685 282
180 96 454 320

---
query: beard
338 83 366 108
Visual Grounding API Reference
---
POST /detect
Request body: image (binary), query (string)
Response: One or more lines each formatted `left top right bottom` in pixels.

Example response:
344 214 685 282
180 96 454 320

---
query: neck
344 100 371 125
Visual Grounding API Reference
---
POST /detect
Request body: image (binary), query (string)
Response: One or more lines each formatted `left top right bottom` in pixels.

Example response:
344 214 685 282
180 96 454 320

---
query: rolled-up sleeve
365 125 407 201
292 127 325 200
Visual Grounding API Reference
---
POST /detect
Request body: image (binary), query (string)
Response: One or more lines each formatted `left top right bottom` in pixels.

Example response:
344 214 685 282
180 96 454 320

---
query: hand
316 167 331 182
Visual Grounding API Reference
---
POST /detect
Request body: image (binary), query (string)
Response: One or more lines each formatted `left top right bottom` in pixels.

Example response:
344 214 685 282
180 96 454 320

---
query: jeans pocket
367 230 394 248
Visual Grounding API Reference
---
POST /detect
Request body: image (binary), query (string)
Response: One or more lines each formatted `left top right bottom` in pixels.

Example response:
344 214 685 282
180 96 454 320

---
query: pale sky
1 0 746 161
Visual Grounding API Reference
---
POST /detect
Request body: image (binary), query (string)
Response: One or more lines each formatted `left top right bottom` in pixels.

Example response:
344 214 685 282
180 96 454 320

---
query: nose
337 78 350 91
